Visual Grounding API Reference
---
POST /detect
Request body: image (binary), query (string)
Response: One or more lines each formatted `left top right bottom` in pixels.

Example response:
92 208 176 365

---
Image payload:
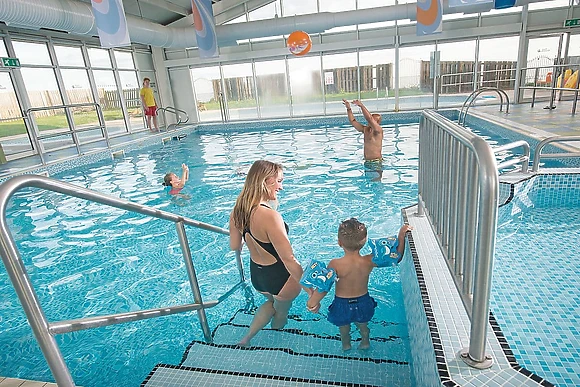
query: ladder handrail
493 140 530 173
532 136 580 172
157 106 190 127
458 87 510 125
0 174 243 387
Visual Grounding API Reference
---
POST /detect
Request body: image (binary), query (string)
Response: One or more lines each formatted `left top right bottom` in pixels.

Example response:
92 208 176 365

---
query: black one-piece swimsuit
243 204 291 295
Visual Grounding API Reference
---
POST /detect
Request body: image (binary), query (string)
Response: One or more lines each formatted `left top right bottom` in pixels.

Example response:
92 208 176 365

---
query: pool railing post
175 221 213 343
235 249 245 282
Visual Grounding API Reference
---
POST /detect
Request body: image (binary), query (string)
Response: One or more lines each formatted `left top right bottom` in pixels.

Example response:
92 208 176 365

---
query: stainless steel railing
0 174 245 387
531 136 580 172
25 102 109 164
493 140 530 173
519 64 580 114
458 87 510 126
418 110 499 370
157 106 190 130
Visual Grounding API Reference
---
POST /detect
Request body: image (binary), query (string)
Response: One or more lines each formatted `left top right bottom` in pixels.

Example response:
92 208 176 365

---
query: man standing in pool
343 99 384 180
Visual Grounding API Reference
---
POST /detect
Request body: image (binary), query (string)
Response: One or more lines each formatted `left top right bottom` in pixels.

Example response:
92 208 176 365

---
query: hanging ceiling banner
448 0 493 7
90 0 131 48
417 0 443 36
192 0 219 58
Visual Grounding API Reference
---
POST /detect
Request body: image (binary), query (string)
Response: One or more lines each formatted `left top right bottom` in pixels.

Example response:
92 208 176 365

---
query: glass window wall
438 40 476 107
88 47 112 68
12 41 52 65
118 70 144 131
60 68 101 133
0 39 7 57
114 51 135 69
399 44 435 110
478 36 519 101
191 66 223 122
54 45 85 67
255 60 290 118
93 70 126 136
288 55 323 116
0 72 33 156
322 52 358 114
282 0 317 16
222 63 258 120
359 48 395 112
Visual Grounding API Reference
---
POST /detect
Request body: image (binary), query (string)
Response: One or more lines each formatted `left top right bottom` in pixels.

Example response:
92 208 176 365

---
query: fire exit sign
0 57 20 67
564 19 580 27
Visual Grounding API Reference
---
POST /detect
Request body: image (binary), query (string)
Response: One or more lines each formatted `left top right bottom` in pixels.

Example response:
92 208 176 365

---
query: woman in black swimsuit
230 160 306 347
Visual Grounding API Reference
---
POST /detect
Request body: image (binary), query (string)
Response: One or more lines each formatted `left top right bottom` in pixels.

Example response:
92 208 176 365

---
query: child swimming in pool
163 163 189 195
306 218 412 351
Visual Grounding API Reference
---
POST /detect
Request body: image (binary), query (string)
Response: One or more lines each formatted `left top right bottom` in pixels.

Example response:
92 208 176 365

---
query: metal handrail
458 87 510 125
519 64 580 114
0 174 244 387
532 136 580 172
493 140 530 173
157 106 190 129
418 110 498 370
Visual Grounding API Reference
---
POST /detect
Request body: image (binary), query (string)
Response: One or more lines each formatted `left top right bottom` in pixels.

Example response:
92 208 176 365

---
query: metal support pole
175 221 212 343
454 146 468 276
463 154 478 296
531 67 539 108
235 249 245 282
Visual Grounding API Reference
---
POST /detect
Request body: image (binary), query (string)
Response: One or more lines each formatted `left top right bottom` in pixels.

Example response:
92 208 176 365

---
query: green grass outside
0 109 127 138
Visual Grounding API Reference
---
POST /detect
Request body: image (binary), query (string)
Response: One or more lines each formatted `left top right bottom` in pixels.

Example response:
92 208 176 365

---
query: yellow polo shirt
140 87 156 107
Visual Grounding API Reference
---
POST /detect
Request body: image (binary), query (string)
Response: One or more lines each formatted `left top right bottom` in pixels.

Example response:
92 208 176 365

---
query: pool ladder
157 106 189 131
458 87 510 126
0 174 245 387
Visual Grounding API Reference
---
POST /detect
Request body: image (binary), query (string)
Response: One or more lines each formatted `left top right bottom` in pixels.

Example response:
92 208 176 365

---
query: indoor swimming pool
0 119 420 386
0 113 577 386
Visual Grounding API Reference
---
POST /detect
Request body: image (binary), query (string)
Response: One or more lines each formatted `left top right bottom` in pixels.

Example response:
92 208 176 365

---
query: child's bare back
330 253 374 299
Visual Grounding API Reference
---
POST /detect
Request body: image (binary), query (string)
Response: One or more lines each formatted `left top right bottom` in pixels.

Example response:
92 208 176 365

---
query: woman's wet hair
231 160 283 231
338 218 368 251
163 173 174 186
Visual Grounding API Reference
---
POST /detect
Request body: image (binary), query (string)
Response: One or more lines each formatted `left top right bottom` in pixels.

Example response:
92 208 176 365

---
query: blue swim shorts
327 293 377 327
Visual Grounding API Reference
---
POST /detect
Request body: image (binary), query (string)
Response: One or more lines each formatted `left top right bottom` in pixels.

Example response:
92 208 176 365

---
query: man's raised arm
352 99 381 133
343 99 364 132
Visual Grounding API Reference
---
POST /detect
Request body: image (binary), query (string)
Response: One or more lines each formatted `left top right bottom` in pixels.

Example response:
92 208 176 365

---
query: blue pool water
0 122 420 386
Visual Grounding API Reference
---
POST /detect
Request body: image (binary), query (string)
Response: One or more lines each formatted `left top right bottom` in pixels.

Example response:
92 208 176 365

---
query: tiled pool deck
472 100 580 141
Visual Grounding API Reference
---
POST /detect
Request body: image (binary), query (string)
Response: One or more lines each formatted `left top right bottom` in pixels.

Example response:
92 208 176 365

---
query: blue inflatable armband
300 260 336 293
368 236 402 267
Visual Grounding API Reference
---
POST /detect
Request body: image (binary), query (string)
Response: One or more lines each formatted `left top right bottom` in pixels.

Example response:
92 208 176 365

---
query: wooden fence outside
421 60 517 92
0 88 141 119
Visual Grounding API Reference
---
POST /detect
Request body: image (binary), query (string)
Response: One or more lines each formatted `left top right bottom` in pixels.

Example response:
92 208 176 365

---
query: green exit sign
564 18 580 27
1 57 20 68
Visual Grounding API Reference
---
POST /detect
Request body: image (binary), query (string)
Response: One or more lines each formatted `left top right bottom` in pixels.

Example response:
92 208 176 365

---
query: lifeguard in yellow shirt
140 77 159 132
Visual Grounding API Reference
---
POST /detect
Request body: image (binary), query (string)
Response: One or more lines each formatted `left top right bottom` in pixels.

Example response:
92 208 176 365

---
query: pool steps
142 308 411 386
0 377 57 387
